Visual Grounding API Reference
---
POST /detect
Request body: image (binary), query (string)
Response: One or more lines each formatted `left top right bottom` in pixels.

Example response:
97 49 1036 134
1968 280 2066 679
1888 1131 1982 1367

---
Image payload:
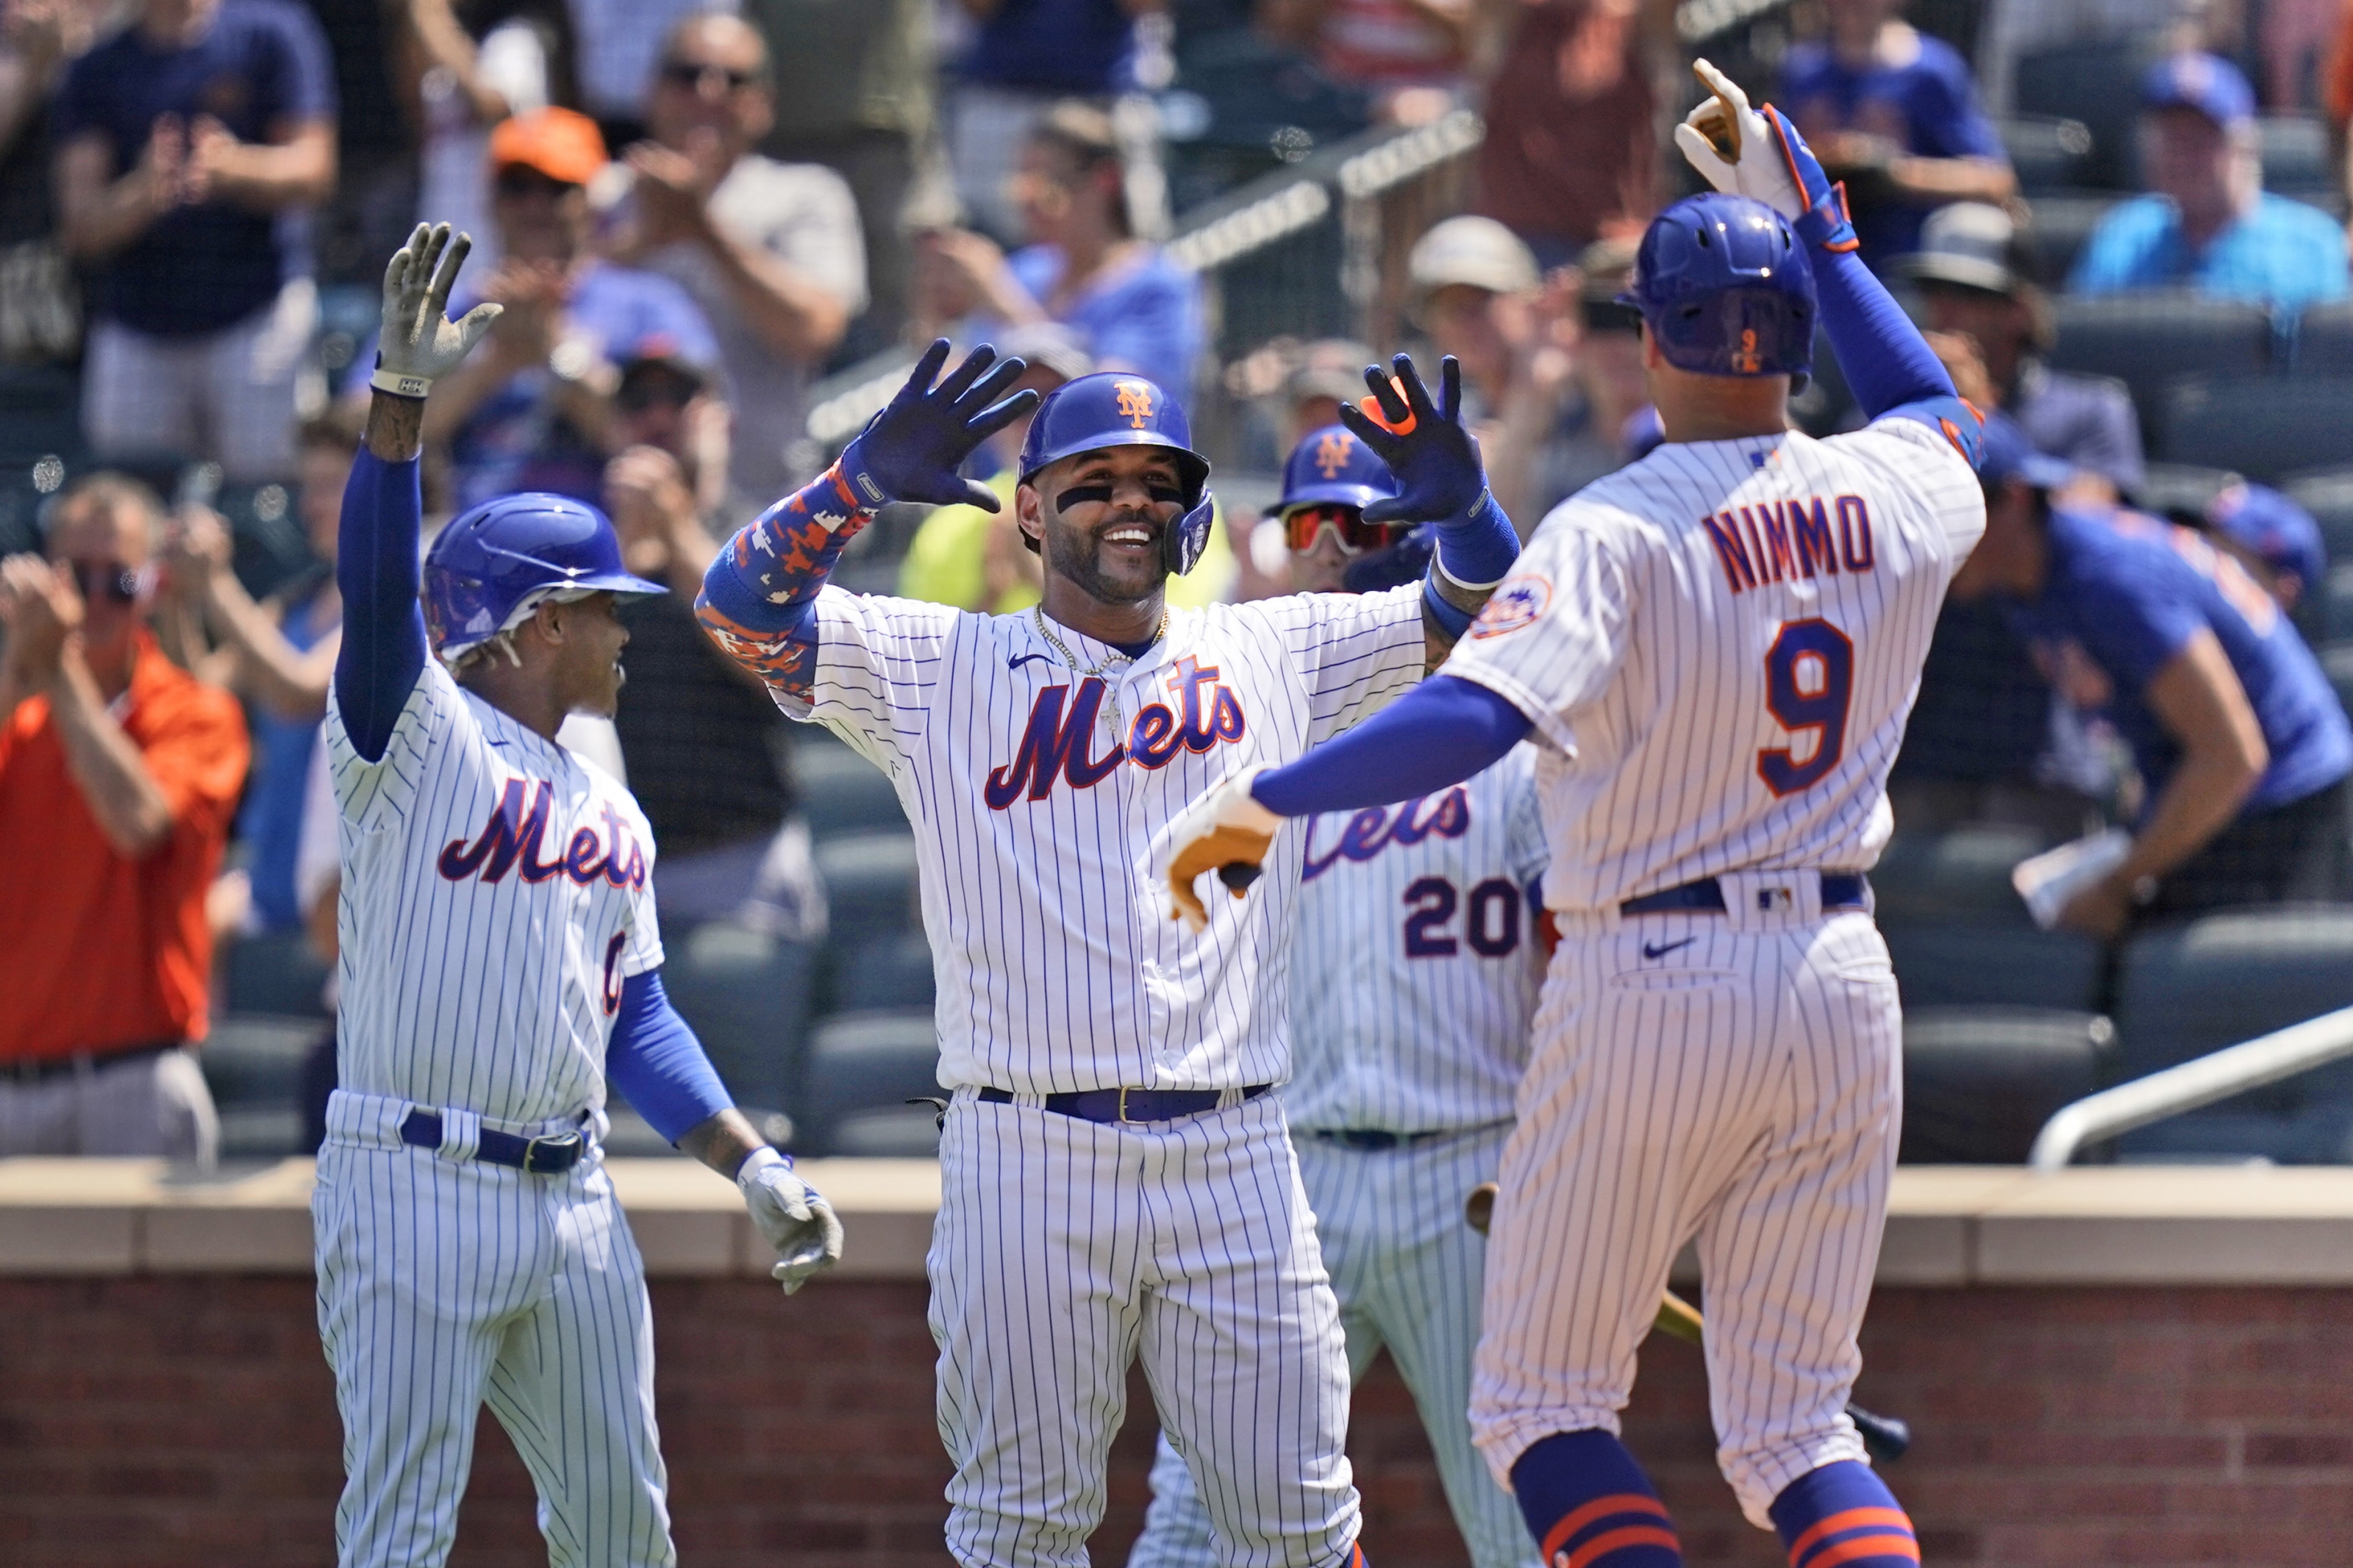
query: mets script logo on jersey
1313 432 1352 477
1702 494 1876 595
985 656 1246 807
1301 787 1470 881
1115 381 1154 427
437 778 649 890
1469 575 1552 640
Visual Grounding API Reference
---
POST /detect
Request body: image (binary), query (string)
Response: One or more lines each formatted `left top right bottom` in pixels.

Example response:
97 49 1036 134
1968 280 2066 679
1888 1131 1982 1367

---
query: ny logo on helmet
1314 432 1352 478
1115 381 1154 428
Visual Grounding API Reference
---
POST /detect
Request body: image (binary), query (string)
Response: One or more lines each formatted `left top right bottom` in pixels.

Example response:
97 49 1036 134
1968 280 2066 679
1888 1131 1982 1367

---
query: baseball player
1126 426 1546 1568
693 347 1522 1568
1158 64 1985 1568
314 223 844 1568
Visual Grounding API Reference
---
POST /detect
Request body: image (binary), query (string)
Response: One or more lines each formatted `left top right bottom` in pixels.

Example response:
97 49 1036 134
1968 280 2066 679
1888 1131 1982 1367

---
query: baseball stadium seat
827 1103 943 1157
2290 303 2353 376
797 733 910 837
2323 568 2353 645
0 362 83 467
1899 1006 2118 1164
660 918 817 1111
1882 923 2106 1013
201 1012 329 1161
2019 193 2121 286
2110 906 2353 1160
2013 41 2157 190
2048 294 2272 439
2283 467 2353 561
2158 375 2353 481
2321 642 2353 719
222 930 332 1018
815 831 923 950
2259 115 2337 197
1997 116 2095 196
834 929 938 1014
800 1008 941 1155
1869 824 2046 927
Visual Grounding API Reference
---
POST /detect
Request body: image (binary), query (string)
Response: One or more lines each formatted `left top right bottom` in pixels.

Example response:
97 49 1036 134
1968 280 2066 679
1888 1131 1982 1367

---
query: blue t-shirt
1003 245 1204 404
1778 33 2004 262
2011 506 2352 815
348 262 718 512
958 0 1132 92
51 0 336 337
2068 192 2352 318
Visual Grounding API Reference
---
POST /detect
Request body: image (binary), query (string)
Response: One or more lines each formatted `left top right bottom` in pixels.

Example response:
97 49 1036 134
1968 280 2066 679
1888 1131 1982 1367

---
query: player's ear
1015 482 1044 557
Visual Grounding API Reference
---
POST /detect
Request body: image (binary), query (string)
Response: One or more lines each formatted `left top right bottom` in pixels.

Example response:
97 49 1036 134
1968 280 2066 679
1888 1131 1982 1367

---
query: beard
1041 507 1170 606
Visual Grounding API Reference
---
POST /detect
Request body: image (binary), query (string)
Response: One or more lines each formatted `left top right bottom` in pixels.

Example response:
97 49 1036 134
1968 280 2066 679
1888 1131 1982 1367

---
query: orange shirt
0 631 250 1061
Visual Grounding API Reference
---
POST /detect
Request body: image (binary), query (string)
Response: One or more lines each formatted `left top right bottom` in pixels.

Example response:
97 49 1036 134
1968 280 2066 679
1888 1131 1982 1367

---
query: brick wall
4 1278 2350 1567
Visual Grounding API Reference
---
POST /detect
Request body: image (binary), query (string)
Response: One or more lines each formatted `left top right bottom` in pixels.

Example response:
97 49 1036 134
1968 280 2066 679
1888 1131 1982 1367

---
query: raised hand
1674 59 1856 250
376 222 503 396
835 339 1039 513
1338 354 1485 527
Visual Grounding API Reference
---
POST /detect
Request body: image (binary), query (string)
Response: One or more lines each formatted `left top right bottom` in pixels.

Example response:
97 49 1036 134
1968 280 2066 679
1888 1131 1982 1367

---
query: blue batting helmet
1623 193 1815 393
1278 424 1397 515
1018 370 1216 575
423 492 665 659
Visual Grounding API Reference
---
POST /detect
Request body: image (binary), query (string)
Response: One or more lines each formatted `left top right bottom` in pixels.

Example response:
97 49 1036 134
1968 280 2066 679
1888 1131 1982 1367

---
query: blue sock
1767 1461 1918 1567
1509 1430 1682 1568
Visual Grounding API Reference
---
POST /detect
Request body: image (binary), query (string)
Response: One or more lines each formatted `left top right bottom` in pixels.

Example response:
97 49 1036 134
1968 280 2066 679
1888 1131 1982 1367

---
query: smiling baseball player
1157 64 1984 1568
693 348 1519 1568
1127 426 1546 1568
313 223 842 1568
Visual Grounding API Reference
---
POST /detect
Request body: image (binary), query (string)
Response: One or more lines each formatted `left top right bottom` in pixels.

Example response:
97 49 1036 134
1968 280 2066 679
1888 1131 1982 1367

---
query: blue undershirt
607 969 733 1145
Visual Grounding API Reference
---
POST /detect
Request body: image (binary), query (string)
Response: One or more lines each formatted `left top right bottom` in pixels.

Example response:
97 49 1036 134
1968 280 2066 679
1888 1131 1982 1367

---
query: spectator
2071 52 2352 315
745 0 935 346
1476 0 1656 269
601 355 824 937
157 412 357 934
898 323 1236 611
0 474 249 1161
391 107 718 512
1779 0 2015 268
944 0 1148 242
915 101 1203 401
1952 415 2353 934
1908 201 2145 493
0 0 103 370
2206 480 2328 617
407 0 564 278
601 12 866 500
565 0 716 148
52 0 337 483
306 0 412 282
1260 0 1474 122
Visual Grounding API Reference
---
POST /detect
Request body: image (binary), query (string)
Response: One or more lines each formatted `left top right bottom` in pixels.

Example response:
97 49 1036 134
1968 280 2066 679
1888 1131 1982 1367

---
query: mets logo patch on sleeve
1470 576 1552 638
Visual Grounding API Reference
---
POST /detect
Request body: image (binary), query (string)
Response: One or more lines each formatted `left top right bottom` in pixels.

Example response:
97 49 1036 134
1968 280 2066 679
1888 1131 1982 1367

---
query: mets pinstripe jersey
1443 420 1985 909
1279 743 1548 1134
780 586 1427 1093
324 656 663 1125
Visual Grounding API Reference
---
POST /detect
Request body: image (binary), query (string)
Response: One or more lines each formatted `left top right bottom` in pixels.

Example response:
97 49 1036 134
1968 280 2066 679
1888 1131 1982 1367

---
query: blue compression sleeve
1811 242 1956 421
333 448 429 763
607 968 733 1145
1252 675 1533 816
1431 488 1519 589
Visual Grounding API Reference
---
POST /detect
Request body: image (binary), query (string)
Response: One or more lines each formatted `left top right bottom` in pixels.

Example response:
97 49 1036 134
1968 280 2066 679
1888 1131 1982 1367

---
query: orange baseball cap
488 107 607 187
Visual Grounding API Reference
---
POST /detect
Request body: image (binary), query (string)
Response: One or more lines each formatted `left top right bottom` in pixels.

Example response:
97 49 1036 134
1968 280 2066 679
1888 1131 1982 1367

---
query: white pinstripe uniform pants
313 1090 675 1567
1470 874 1899 1529
931 1088 1360 1568
1129 1122 1539 1568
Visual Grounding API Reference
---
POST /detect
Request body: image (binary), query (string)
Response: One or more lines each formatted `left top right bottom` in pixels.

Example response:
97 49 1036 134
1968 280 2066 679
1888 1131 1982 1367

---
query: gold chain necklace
1030 604 1169 740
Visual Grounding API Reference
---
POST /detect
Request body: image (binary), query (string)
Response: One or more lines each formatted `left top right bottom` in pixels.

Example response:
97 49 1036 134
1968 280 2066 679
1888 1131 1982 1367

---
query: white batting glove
738 1146 844 1295
373 221 502 398
1674 59 1806 222
1154 764 1281 934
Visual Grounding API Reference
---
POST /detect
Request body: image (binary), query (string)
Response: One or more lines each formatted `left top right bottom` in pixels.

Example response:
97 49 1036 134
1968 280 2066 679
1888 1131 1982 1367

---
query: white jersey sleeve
781 586 965 769
1833 414 1988 563
1249 584 1427 744
1435 507 1637 757
326 662 470 832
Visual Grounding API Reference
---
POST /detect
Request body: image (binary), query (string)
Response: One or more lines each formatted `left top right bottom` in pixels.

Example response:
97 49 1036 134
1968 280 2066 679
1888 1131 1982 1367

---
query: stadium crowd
10 0 2353 1167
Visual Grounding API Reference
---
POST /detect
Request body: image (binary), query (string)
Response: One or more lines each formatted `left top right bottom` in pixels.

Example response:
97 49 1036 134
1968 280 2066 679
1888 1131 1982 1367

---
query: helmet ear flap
1165 495 1215 576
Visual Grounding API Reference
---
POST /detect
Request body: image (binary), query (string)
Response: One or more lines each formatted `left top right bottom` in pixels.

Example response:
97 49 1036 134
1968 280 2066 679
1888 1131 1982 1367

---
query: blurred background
13 0 2353 1175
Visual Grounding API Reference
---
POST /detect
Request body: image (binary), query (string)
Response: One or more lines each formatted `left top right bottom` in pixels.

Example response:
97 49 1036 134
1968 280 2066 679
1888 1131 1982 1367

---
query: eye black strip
1057 484 1115 510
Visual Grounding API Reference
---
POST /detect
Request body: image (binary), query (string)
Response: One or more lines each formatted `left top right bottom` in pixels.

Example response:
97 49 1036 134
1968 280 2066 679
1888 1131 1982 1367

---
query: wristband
371 367 432 400
1422 576 1476 640
736 1144 790 1192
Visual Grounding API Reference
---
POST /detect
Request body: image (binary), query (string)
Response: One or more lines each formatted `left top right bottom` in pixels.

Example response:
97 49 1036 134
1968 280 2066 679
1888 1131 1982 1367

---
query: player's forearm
678 1109 771 1180
1252 674 1532 816
2114 748 2263 892
695 465 870 693
335 397 431 761
48 649 173 856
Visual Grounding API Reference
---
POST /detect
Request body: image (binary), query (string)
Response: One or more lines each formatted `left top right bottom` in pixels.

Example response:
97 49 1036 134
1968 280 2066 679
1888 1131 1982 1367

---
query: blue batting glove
836 339 1040 512
1337 354 1488 529
1759 104 1860 254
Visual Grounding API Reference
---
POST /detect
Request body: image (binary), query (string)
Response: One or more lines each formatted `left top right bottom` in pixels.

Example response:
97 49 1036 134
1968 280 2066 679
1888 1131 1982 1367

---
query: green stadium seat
2048 293 2272 441
801 1008 940 1154
1998 115 2094 196
1882 923 2105 1012
1870 824 2046 927
797 734 910 837
2020 192 2122 284
815 831 922 949
1900 1006 2117 1163
835 929 937 1013
201 1012 328 1161
660 918 816 1110
2159 375 2353 481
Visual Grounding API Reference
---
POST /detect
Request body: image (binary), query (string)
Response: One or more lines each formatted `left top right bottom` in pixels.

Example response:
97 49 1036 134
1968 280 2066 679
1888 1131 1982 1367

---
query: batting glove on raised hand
374 222 502 398
1155 763 1280 934
738 1147 843 1295
1338 354 1486 529
832 339 1040 518
1675 58 1858 251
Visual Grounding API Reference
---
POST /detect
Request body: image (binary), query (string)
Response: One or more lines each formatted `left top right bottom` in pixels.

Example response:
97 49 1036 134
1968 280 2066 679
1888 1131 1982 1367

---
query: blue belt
400 1109 587 1174
1619 873 1869 917
979 1084 1271 1125
1309 1128 1446 1151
